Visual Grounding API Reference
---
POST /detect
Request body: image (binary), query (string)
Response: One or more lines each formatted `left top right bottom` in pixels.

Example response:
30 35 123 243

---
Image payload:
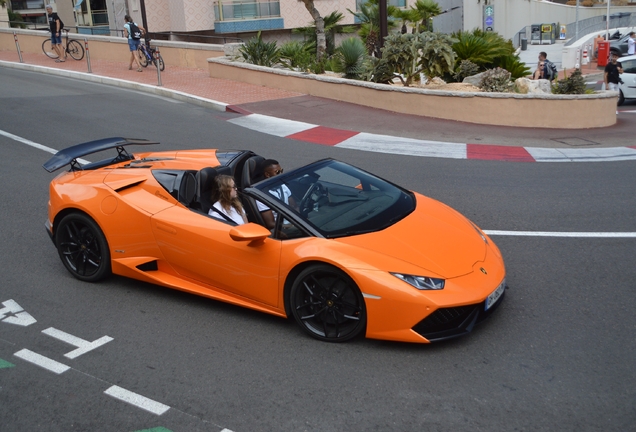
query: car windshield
253 159 415 238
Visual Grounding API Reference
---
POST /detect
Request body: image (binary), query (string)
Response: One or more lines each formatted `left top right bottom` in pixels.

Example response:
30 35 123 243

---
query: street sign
483 5 494 32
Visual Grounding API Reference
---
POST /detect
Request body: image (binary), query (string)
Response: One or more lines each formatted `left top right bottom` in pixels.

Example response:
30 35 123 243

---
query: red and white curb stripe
227 113 636 163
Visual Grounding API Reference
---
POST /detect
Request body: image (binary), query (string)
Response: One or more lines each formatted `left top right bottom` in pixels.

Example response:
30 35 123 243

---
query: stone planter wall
208 57 617 129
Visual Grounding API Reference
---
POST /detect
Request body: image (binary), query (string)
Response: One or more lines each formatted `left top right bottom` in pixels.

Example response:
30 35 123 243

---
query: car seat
241 155 265 187
195 167 219 214
178 171 197 208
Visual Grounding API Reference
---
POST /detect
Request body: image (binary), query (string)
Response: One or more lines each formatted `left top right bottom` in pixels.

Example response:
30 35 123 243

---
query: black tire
42 39 58 59
55 213 111 282
138 46 148 67
290 264 366 342
66 40 85 61
618 89 625 106
153 53 165 71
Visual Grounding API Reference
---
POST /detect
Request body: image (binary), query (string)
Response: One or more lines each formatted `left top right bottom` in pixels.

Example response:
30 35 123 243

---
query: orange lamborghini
43 138 507 343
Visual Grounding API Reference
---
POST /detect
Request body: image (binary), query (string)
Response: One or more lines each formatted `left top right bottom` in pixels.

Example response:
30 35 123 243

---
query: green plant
294 11 356 56
331 37 367 79
551 68 588 94
411 0 442 32
494 55 531 79
238 32 280 67
454 59 480 82
8 8 27 29
479 67 514 92
348 0 399 57
279 40 315 71
418 32 457 79
359 56 395 84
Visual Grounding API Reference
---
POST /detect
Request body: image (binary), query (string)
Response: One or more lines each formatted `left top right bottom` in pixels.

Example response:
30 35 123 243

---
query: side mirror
229 223 271 245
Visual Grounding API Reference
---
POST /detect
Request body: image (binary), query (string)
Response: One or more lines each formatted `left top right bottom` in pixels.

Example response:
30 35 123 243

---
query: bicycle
137 39 165 71
42 29 85 61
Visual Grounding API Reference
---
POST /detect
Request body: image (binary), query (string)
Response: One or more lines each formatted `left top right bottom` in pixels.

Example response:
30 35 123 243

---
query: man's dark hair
260 159 279 172
539 51 547 58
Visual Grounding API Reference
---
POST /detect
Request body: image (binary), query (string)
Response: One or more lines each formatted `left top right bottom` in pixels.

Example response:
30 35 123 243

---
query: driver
257 159 297 229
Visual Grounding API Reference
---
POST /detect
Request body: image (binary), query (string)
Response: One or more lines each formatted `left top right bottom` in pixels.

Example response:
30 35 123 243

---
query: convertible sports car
43 138 507 343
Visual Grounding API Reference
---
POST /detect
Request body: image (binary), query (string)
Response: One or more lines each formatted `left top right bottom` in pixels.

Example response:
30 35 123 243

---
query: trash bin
541 24 554 44
521 37 528 51
597 41 610 67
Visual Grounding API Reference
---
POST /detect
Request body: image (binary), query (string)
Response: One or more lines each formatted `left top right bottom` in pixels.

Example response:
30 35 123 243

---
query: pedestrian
45 5 64 62
532 61 545 80
123 14 145 72
604 52 623 93
538 52 556 81
628 32 635 56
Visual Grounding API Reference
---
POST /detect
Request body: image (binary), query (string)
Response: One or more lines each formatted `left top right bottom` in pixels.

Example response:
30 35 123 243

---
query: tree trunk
300 0 326 61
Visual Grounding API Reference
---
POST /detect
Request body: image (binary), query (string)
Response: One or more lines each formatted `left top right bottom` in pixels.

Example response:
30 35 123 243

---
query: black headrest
197 167 218 194
179 172 197 206
243 156 265 186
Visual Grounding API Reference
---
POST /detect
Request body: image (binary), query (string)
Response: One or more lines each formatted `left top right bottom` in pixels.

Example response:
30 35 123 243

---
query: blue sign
485 17 494 26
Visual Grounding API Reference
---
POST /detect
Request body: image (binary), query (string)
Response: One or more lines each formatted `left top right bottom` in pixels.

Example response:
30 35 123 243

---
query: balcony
213 0 283 34
10 0 45 10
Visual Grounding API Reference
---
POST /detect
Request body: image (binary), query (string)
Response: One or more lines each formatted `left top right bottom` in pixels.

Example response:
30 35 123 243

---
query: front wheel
42 39 58 59
66 40 85 60
55 213 111 282
138 46 148 67
290 264 366 342
618 89 625 106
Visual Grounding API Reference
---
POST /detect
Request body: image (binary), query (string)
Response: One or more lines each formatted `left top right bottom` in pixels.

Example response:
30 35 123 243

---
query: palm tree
348 0 399 57
411 0 442 33
299 0 327 61
294 11 357 56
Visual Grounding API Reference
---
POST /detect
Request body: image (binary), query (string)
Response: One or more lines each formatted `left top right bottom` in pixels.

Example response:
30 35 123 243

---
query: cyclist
123 14 145 72
45 5 64 62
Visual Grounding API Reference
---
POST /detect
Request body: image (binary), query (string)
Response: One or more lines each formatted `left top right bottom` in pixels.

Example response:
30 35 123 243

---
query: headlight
470 221 488 244
391 273 445 290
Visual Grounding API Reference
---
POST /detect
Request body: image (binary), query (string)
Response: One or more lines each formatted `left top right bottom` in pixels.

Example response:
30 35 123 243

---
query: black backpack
58 17 64 30
128 22 142 40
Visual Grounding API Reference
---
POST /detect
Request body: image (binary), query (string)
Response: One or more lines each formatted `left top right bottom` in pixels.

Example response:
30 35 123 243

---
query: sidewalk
1 49 634 162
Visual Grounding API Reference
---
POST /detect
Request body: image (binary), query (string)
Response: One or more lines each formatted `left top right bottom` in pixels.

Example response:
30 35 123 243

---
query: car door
150 206 282 307
620 59 636 99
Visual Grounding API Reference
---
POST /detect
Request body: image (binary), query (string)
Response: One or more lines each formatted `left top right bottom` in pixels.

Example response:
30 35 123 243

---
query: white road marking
42 327 113 359
13 349 70 374
0 299 37 326
0 129 90 164
228 113 315 137
484 230 636 238
104 385 170 415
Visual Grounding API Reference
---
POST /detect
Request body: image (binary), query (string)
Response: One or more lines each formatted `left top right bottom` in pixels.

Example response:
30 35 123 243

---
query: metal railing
10 0 45 10
564 13 636 45
151 32 243 44
213 0 280 22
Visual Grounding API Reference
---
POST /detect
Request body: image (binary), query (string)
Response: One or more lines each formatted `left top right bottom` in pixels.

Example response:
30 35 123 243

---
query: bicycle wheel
137 46 148 67
154 53 165 71
42 39 59 59
66 40 85 61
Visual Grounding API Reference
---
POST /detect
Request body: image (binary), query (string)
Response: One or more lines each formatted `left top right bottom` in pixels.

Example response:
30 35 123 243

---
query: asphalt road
1 67 635 432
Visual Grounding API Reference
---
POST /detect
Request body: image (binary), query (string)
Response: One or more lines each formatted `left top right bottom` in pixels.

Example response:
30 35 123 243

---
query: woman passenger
209 175 248 225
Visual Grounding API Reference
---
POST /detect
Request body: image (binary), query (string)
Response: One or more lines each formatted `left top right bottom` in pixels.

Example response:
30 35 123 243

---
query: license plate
485 279 505 311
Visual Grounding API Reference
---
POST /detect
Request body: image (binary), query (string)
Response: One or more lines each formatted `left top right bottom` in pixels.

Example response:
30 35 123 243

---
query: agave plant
279 40 315 71
238 32 280 67
331 37 367 79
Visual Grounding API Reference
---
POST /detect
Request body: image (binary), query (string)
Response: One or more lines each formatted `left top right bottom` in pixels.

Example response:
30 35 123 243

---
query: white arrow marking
42 327 113 359
14 349 70 374
0 299 37 326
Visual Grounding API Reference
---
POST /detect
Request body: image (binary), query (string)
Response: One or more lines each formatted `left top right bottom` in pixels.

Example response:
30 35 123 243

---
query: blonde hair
212 175 244 215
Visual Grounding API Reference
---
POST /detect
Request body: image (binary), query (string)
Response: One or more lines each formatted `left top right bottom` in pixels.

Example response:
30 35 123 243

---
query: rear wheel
138 46 148 67
42 39 58 59
153 53 165 71
66 40 84 60
290 264 366 342
55 213 111 282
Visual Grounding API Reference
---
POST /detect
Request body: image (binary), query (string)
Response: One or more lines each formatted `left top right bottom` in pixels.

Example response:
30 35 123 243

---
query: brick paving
0 50 303 105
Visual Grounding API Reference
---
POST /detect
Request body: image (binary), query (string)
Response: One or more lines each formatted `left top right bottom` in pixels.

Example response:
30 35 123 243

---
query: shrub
359 57 395 84
479 67 514 93
239 32 280 67
551 69 588 94
454 60 480 82
330 37 367 79
279 40 315 71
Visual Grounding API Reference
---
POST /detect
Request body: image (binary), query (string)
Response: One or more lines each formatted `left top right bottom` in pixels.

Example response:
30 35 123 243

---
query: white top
209 201 246 225
628 36 635 55
257 184 292 213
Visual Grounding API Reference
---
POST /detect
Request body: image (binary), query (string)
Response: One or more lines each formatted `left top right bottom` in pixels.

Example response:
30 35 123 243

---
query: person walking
628 32 635 56
604 52 623 92
45 5 64 62
123 14 145 72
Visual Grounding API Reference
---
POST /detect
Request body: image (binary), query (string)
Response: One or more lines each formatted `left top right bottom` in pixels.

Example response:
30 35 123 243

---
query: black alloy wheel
290 264 366 342
55 213 111 282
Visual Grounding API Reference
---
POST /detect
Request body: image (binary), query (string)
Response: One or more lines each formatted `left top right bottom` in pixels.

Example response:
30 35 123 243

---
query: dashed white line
13 349 70 374
104 385 170 415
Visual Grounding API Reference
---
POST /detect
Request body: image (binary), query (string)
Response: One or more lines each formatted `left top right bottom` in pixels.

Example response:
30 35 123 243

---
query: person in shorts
604 52 623 92
123 14 145 72
45 5 64 62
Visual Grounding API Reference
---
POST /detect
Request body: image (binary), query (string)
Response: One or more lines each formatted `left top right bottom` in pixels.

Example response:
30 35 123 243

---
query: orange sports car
43 138 507 343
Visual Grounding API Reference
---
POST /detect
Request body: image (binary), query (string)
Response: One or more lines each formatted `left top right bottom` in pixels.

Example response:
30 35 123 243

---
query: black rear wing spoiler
43 137 159 173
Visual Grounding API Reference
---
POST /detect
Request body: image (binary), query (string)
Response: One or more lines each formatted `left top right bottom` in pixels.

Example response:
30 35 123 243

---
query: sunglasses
273 168 283 175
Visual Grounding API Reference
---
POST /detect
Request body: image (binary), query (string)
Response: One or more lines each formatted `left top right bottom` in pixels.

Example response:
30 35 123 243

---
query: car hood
334 194 486 278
